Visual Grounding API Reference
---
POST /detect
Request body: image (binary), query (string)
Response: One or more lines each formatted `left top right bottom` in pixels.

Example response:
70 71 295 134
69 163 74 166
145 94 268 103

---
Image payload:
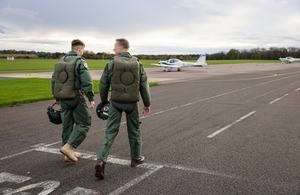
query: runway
0 64 299 194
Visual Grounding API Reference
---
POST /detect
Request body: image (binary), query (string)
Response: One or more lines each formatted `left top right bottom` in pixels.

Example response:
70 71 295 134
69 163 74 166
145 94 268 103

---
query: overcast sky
0 0 299 54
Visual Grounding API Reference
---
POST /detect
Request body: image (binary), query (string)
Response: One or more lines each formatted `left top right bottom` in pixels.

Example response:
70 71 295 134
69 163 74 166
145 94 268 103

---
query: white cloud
0 0 299 54
1 7 43 21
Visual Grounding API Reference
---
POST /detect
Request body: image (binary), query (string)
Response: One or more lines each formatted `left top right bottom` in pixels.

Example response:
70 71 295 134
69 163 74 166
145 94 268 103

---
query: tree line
206 47 300 60
1 47 300 60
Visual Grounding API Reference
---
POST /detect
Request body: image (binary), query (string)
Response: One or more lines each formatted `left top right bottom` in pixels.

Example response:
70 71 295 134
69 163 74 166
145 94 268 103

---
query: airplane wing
151 63 182 68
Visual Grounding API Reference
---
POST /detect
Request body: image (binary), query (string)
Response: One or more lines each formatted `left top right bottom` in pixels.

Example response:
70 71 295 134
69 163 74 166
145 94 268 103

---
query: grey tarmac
0 63 299 194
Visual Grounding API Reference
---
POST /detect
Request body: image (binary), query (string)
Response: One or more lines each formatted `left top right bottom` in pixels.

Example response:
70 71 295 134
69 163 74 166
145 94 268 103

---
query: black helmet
96 102 110 120
47 102 62 125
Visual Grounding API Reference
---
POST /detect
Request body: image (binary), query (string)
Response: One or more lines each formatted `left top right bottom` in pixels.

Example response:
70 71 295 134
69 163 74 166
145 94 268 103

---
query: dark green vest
111 56 140 103
53 56 81 100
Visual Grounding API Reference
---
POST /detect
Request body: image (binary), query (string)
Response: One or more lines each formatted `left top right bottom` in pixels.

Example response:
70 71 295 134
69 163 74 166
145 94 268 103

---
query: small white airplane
279 56 300 64
151 54 207 72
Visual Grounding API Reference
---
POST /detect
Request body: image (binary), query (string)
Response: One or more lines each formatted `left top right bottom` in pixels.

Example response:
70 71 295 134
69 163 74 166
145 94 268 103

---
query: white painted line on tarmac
33 144 160 170
199 71 300 82
152 110 165 115
0 149 36 161
207 111 256 138
164 164 244 180
166 107 178 111
253 89 278 100
45 141 61 146
245 79 298 103
196 89 240 103
295 88 300 91
3 180 60 195
107 166 163 195
251 74 297 87
0 172 98 195
1 75 296 161
288 80 300 85
32 144 248 194
0 172 31 184
179 103 192 107
143 74 298 120
269 94 289 105
0 141 62 161
63 187 99 195
251 80 300 101
32 144 247 181
2 75 298 161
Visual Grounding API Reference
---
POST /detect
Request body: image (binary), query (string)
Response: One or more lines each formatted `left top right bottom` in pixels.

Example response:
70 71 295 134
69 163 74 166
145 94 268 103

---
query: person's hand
143 106 151 116
89 101 95 109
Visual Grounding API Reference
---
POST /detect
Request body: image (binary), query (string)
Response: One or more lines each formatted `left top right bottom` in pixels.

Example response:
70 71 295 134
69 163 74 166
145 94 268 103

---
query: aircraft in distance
279 56 300 64
151 54 207 72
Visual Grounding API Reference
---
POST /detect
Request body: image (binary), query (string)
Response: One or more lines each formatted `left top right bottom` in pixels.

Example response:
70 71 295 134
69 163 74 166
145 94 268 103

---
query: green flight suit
51 51 94 148
97 52 151 163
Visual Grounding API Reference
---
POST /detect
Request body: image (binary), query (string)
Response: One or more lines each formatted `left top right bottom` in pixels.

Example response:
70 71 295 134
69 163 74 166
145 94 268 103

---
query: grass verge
0 78 158 107
0 59 158 73
0 59 280 73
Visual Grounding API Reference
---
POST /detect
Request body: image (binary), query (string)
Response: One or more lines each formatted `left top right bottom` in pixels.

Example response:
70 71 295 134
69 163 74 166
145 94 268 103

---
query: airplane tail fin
196 54 207 66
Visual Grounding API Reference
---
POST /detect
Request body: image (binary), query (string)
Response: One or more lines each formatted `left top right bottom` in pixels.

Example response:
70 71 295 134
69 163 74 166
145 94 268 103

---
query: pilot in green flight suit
51 39 95 163
95 38 151 179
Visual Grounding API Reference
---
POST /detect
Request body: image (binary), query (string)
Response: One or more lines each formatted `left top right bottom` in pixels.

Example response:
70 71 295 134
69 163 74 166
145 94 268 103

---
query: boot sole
60 149 78 162
131 161 144 167
95 164 104 179
64 152 81 162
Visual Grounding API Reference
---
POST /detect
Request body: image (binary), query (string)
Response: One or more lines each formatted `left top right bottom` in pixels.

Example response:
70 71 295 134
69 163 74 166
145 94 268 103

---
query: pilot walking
51 39 95 162
95 38 151 179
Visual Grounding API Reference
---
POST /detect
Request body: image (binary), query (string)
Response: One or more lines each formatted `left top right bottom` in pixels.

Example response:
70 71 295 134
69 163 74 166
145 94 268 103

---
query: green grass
148 82 158 87
0 78 53 107
0 78 158 107
0 59 158 73
0 59 279 73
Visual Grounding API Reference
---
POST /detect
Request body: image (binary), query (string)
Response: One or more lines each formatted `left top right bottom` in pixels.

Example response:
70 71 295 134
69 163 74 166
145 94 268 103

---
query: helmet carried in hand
47 102 62 125
96 102 110 120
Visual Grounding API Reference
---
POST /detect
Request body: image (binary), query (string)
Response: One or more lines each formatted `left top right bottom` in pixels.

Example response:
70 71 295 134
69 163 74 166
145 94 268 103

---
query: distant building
7 56 14 60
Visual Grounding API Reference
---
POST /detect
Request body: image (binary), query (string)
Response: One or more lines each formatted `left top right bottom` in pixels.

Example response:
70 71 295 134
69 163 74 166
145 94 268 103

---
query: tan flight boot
63 152 81 162
60 144 78 162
